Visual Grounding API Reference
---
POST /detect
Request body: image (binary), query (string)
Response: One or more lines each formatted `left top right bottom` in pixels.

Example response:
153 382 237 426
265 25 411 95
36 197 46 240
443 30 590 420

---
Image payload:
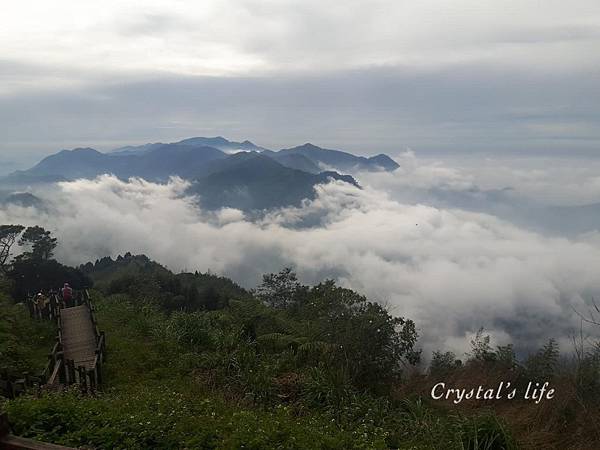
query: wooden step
60 305 98 370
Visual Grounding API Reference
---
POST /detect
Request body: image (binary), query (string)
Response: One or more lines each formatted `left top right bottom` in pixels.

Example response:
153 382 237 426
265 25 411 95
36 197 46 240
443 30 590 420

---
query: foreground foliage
0 279 55 376
2 262 517 449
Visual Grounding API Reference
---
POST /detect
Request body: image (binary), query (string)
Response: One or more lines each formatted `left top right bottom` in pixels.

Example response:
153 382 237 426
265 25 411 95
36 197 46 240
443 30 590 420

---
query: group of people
32 283 74 319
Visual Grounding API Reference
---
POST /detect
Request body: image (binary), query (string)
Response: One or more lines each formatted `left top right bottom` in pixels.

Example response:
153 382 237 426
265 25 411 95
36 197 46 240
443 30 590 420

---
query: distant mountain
111 143 164 155
112 139 399 174
1 173 67 188
262 152 322 174
178 136 267 153
188 153 359 210
424 185 600 236
0 192 44 209
3 138 398 185
113 136 267 155
0 137 393 211
518 202 600 236
21 148 109 179
125 144 227 180
277 143 399 172
7 145 228 182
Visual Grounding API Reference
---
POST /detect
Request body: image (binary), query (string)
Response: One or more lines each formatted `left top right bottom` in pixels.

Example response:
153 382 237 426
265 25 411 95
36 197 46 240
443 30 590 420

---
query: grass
0 285 56 377
3 290 521 449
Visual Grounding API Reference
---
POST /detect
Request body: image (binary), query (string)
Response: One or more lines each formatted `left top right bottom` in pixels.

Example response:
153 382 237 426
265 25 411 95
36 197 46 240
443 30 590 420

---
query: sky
1 0 600 171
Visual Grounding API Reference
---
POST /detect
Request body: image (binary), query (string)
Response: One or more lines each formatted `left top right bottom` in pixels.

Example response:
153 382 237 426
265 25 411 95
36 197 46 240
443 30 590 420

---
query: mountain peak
367 154 400 171
64 147 102 155
279 143 397 173
299 143 321 150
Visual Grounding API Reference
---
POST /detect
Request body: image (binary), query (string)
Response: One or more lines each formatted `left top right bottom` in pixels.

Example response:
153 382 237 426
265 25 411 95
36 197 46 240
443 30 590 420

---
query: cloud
1 173 599 358
2 65 600 169
357 152 600 236
3 0 600 81
1 1 600 167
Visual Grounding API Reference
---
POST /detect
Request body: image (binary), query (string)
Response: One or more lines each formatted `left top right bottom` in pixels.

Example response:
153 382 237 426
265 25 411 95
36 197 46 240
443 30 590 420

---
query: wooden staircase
61 305 98 372
47 293 106 393
1 291 106 399
0 290 106 450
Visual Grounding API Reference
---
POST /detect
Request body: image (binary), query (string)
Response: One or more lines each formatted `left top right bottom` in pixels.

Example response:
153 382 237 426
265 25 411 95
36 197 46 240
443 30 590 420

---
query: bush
0 291 55 376
455 414 517 450
430 351 461 378
523 339 560 382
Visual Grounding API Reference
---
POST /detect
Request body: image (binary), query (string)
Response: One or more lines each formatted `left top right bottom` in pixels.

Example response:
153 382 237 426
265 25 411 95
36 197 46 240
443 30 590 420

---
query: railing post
87 369 96 394
101 331 107 362
0 413 10 439
57 353 65 385
67 360 75 385
96 359 102 385
78 367 87 394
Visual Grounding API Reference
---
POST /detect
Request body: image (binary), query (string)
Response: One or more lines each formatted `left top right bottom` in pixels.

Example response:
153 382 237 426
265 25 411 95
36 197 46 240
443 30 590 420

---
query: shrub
575 342 600 406
523 339 560 382
455 414 517 450
430 351 461 378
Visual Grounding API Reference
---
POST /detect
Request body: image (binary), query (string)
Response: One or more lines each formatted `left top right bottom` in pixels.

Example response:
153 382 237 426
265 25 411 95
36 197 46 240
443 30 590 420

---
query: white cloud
2 0 600 94
1 173 599 357
359 151 600 207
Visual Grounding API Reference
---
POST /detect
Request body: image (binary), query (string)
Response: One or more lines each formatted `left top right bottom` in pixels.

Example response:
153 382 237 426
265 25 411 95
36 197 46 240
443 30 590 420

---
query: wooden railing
1 291 105 448
1 290 106 398
0 372 45 401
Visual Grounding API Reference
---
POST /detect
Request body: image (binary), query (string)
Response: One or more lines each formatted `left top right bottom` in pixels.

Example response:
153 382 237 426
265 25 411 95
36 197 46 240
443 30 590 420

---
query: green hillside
2 243 599 449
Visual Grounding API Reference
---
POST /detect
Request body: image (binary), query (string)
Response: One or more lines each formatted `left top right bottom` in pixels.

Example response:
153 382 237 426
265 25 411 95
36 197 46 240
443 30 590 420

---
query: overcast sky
2 0 600 170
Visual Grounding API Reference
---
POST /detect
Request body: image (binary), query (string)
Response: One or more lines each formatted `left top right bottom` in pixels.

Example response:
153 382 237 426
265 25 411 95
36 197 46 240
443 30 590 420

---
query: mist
2 154 600 357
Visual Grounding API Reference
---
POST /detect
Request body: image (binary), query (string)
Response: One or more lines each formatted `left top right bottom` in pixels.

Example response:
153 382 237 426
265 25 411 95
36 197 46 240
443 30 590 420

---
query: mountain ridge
0 137 395 211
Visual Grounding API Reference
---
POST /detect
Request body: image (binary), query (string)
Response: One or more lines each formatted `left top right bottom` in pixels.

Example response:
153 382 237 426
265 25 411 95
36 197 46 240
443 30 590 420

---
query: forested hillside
1 231 599 448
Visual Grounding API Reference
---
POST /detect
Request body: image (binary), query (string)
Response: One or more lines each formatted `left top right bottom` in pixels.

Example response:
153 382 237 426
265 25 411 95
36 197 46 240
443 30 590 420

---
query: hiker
61 283 74 308
34 292 49 319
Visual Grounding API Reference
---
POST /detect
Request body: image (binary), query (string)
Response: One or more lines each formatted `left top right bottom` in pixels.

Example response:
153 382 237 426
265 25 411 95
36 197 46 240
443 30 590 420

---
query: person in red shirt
61 282 74 307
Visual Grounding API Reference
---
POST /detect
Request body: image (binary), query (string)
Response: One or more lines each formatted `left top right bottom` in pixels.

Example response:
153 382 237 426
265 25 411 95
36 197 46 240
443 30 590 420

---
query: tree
467 328 497 363
0 225 25 273
8 258 92 300
200 285 224 311
305 281 421 389
495 344 517 369
18 226 57 261
255 268 303 309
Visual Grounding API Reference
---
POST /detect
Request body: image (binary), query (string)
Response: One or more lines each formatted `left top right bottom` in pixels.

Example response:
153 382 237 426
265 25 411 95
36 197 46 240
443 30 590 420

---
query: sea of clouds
2 153 600 358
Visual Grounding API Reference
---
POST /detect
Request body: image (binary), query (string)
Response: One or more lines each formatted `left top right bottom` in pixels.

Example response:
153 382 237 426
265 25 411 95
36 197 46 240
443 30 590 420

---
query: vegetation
0 277 56 377
0 224 90 299
1 233 599 448
0 225 25 274
2 284 516 449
